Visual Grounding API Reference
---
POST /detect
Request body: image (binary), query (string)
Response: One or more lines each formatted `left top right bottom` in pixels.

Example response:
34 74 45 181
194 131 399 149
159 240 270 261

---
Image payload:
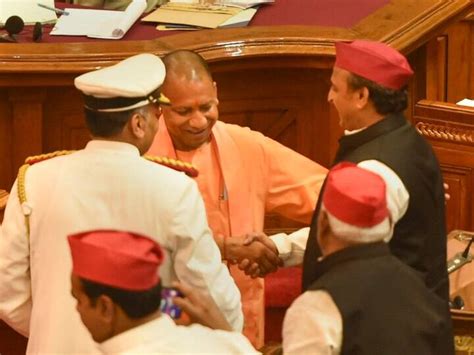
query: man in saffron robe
147 50 327 347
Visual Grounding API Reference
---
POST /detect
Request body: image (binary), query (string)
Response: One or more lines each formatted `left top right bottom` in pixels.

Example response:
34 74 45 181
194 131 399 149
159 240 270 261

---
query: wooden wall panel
426 35 448 101
9 89 45 173
426 14 474 103
471 16 474 97
43 87 89 152
215 67 336 167
0 90 12 190
445 20 473 103
441 165 473 231
414 100 474 232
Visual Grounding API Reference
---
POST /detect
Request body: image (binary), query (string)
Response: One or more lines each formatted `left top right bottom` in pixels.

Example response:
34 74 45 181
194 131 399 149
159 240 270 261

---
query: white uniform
283 291 342 355
99 314 258 354
0 140 243 354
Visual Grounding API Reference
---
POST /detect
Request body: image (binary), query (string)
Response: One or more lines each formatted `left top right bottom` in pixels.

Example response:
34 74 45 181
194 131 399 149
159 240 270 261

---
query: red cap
323 162 388 228
335 40 413 90
68 230 164 291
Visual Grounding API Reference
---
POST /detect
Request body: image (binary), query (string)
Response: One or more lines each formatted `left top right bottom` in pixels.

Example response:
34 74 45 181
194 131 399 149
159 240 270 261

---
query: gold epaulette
144 155 199 178
24 150 75 165
18 150 75 237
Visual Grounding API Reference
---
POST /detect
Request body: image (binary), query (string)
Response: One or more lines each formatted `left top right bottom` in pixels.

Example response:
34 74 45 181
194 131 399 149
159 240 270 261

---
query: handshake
223 233 283 278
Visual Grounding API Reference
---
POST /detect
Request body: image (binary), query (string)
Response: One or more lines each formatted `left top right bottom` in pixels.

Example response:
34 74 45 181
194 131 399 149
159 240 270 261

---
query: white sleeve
268 160 409 264
169 179 243 331
283 290 342 355
0 180 32 337
357 160 409 241
269 227 309 267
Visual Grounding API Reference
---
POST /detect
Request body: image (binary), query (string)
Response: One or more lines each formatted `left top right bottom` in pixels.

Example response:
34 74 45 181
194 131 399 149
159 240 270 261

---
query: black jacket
303 113 449 300
308 242 453 355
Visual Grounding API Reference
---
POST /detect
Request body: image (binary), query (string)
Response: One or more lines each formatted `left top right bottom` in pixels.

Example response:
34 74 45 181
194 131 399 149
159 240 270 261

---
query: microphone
449 295 465 310
32 21 43 42
0 15 25 42
447 237 474 274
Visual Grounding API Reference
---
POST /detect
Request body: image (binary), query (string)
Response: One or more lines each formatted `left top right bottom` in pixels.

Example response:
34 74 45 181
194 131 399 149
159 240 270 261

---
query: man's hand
172 281 232 331
227 233 282 278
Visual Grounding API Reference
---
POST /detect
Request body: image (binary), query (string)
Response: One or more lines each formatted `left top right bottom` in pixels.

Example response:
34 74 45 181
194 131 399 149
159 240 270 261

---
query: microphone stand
447 237 473 310
447 237 473 274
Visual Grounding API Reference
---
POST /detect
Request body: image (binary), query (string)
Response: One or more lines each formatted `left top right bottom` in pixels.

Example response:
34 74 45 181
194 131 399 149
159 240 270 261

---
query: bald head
162 50 213 84
159 50 219 151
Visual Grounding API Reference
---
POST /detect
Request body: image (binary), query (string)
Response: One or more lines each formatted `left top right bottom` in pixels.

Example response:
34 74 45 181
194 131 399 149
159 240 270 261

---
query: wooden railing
413 100 474 232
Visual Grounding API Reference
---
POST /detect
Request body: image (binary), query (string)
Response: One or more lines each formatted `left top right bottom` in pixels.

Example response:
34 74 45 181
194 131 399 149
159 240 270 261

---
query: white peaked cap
74 53 169 112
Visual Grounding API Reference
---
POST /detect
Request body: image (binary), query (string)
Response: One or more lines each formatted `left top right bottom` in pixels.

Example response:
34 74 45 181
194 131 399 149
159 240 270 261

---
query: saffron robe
148 119 327 347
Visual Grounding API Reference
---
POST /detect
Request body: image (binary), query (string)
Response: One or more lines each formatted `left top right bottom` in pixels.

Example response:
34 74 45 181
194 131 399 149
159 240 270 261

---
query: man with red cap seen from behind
299 40 450 302
283 163 451 355
68 230 258 354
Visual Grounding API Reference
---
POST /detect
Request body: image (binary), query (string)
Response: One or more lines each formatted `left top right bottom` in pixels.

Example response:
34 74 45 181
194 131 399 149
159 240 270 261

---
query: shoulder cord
17 163 31 241
16 150 75 242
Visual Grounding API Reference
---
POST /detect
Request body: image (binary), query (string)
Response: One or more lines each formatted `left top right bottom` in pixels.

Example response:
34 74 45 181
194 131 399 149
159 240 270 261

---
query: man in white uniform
0 53 242 354
68 230 257 354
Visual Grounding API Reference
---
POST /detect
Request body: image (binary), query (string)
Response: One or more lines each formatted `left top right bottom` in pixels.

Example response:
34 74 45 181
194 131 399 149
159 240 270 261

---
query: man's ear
129 112 146 139
355 87 370 109
96 295 116 324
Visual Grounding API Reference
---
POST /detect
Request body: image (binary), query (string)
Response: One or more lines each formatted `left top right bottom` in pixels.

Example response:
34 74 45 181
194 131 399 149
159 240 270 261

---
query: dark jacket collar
335 113 407 162
312 242 390 282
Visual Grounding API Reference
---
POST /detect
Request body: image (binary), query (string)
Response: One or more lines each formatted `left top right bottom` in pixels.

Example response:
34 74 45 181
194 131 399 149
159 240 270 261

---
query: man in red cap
242 40 449 305
68 230 257 354
300 40 450 304
283 163 451 354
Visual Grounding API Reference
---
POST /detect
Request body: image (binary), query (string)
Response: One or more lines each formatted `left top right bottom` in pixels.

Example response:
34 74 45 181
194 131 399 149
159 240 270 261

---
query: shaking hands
224 232 283 278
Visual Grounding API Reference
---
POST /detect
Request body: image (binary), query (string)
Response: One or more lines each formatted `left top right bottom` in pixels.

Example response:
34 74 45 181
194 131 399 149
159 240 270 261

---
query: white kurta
99 314 259 354
271 160 409 266
0 141 242 354
282 290 342 355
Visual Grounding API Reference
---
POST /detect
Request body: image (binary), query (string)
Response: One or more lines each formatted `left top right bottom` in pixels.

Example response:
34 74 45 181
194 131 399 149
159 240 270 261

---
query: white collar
85 140 140 156
99 315 175 354
343 126 366 136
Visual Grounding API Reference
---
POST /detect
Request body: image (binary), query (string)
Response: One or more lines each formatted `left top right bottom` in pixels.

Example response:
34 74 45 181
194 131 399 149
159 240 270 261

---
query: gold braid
17 164 30 238
144 155 199 178
17 150 75 240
